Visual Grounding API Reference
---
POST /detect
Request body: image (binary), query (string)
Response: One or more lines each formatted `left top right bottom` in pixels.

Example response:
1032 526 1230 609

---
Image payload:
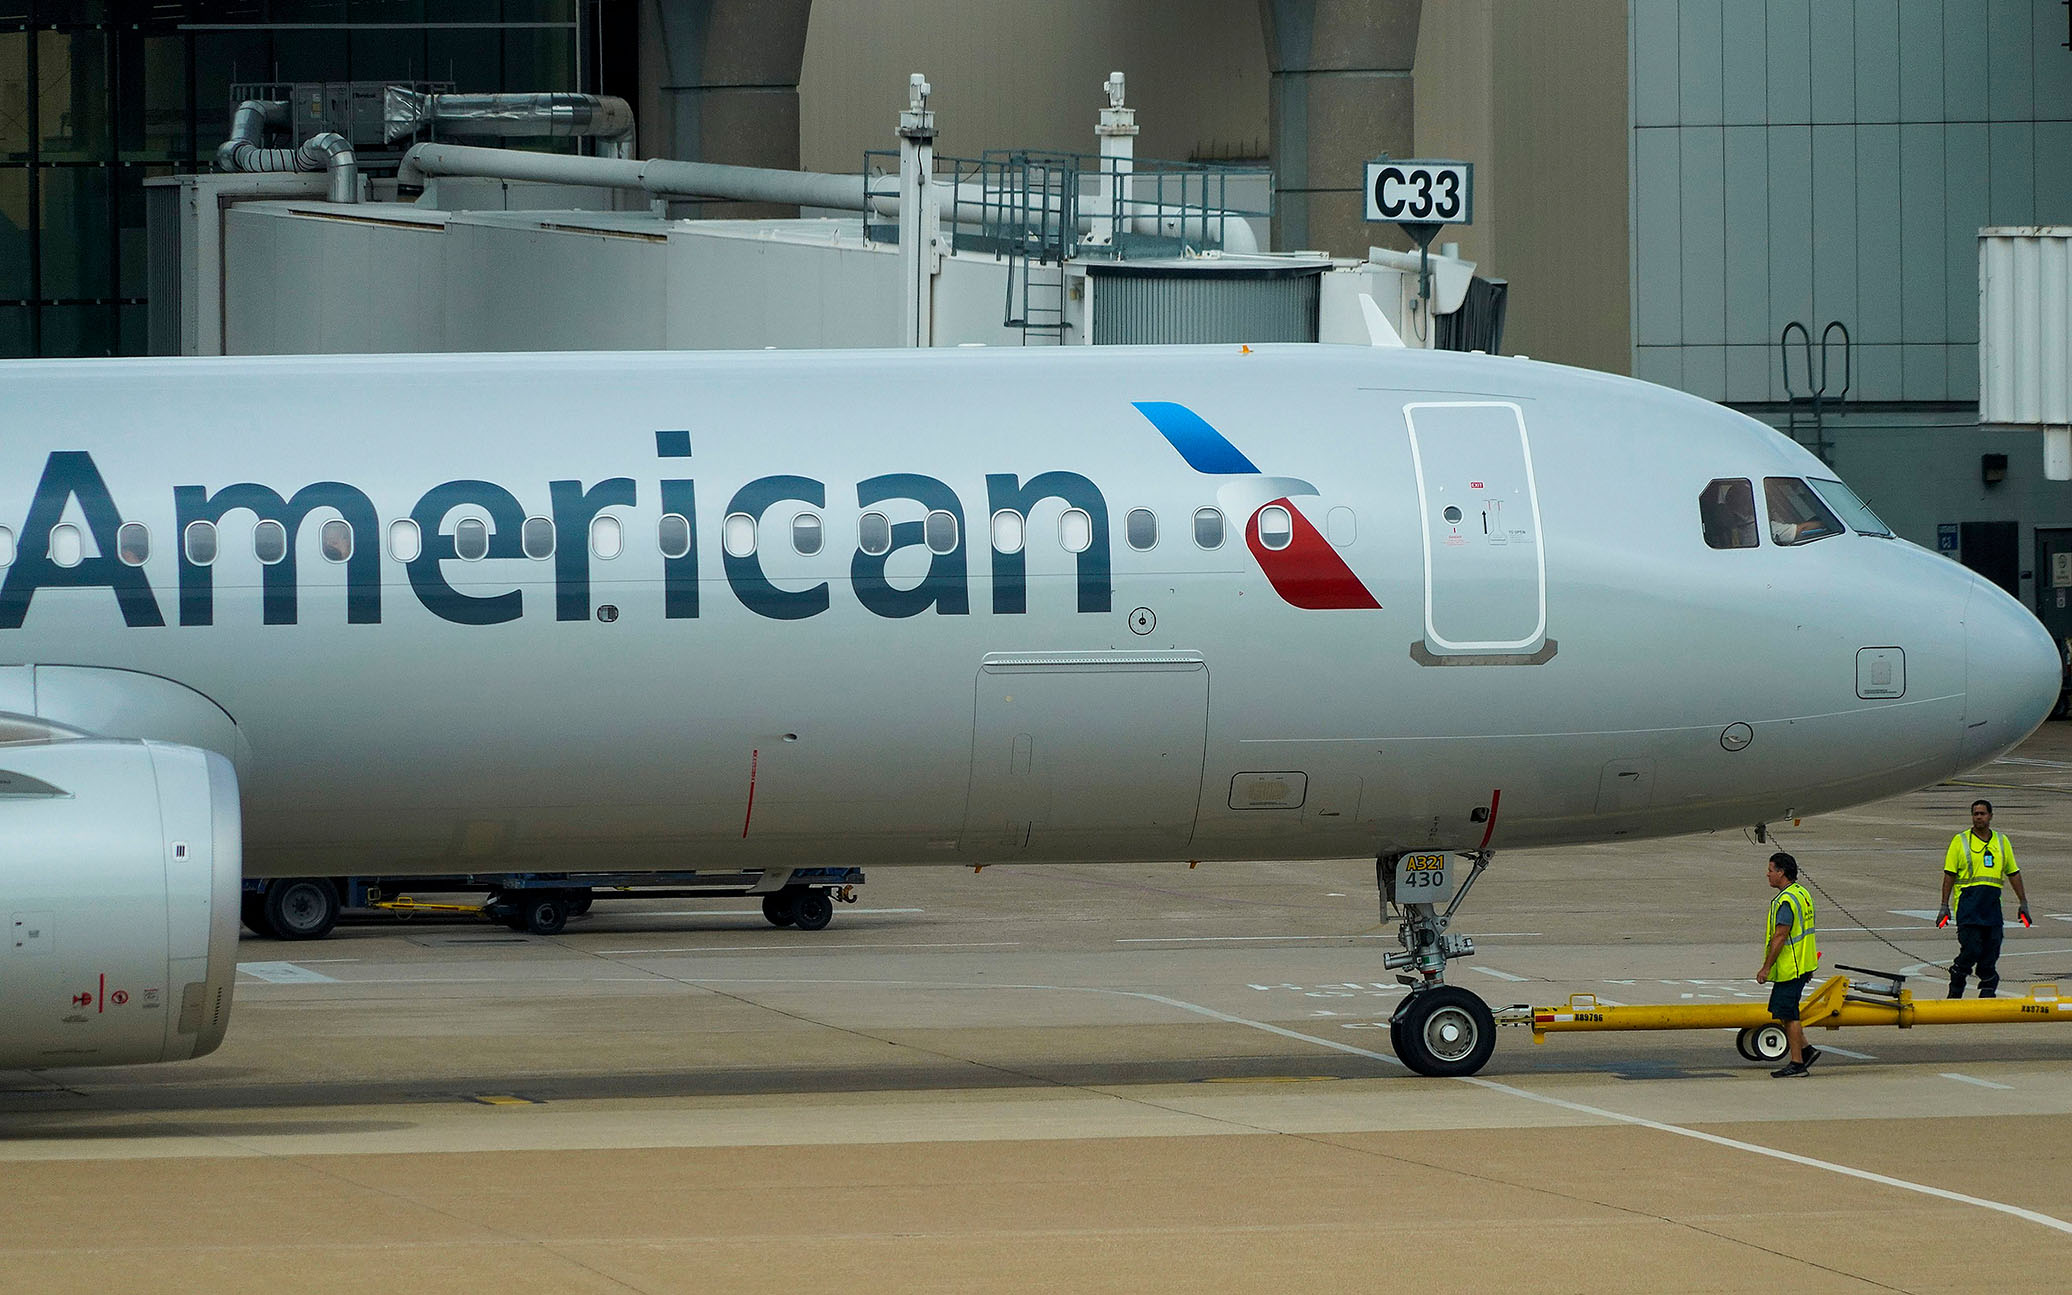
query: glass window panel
253 519 287 564
49 522 81 567
0 305 25 358
320 519 353 562
117 34 188 162
388 518 421 562
1764 478 1845 546
658 513 691 559
791 512 823 556
1193 507 1225 549
925 510 958 554
38 303 113 358
1700 479 1757 550
1809 478 1893 537
183 520 217 566
1 34 27 159
0 167 28 298
521 516 554 559
39 30 111 164
722 513 756 558
192 33 270 144
1125 507 1156 550
39 167 114 301
990 510 1025 554
116 521 148 565
502 27 576 93
117 302 144 357
0 525 13 567
454 517 489 561
858 512 891 556
1059 508 1092 554
590 513 622 559
117 164 149 297
1257 505 1293 551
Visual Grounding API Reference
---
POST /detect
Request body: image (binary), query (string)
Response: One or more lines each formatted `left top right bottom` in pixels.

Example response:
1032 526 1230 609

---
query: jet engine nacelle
0 739 241 1069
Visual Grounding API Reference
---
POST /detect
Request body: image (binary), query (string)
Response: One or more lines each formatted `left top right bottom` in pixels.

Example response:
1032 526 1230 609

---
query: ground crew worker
1940 799 2032 998
1756 851 1821 1077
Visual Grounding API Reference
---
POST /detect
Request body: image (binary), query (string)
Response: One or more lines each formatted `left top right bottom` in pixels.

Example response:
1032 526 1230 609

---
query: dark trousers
1950 922 2005 997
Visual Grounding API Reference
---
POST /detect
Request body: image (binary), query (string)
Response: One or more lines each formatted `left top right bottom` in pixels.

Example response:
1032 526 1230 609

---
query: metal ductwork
394 143 1261 254
384 90 637 158
215 100 359 204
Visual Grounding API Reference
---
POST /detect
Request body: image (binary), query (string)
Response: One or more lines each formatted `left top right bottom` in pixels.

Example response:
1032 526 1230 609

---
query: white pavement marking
615 908 926 918
235 962 338 984
1891 910 1943 921
1993 756 2072 769
1469 966 1531 982
1818 1044 1877 1060
1116 935 1386 944
1940 1072 2013 1090
592 941 1020 955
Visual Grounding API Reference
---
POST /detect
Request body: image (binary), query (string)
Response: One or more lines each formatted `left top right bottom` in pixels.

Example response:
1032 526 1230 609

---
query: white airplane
0 344 2057 1076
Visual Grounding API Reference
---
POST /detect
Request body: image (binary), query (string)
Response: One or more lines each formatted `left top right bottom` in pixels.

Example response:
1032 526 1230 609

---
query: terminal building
5 1 2072 652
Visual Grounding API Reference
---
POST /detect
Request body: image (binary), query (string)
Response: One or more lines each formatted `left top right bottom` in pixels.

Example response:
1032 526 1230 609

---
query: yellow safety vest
1945 830 2017 892
1765 883 1817 980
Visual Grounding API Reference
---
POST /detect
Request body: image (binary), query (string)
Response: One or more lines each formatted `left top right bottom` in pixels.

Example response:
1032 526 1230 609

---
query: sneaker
1771 1061 1809 1078
1801 1046 1822 1068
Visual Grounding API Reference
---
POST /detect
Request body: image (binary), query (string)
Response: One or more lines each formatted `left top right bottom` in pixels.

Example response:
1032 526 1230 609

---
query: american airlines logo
0 407 1379 631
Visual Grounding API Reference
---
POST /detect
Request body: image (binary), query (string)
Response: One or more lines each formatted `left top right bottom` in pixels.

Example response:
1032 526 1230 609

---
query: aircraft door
964 653 1208 860
1405 401 1549 657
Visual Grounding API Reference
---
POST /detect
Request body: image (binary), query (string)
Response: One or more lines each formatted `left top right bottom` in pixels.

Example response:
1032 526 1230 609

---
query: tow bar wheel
1392 985 1497 1077
1735 1024 1790 1063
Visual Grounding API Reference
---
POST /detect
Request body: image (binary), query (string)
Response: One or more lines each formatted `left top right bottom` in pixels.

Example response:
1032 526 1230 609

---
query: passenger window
521 516 554 560
253 520 287 565
1193 507 1225 550
591 514 624 560
858 511 891 556
792 512 824 556
1059 508 1092 554
1327 506 1356 548
320 519 353 563
0 525 13 568
388 518 421 563
184 520 219 566
658 513 692 559
116 522 150 566
1699 479 1758 550
1257 505 1294 551
1764 478 1844 546
991 509 1026 554
925 510 958 554
1126 507 1157 550
48 523 82 568
454 518 489 561
723 512 757 558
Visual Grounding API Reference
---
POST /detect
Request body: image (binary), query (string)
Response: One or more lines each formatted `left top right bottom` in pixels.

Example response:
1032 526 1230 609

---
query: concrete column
638 0 814 217
1257 0 1421 255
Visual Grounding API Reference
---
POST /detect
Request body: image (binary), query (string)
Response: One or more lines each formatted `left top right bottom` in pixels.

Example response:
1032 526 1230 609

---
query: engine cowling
1 739 241 1069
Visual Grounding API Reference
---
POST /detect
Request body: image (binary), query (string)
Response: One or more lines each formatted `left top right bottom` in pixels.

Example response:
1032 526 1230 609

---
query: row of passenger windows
0 504 1347 569
1698 476 1890 550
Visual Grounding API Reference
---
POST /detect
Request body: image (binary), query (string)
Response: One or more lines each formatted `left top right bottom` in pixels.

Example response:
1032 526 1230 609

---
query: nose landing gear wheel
1390 985 1497 1077
1735 1024 1789 1063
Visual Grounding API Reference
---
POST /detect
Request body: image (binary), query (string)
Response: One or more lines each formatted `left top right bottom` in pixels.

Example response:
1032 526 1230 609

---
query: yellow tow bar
1521 967 2069 1060
369 897 489 916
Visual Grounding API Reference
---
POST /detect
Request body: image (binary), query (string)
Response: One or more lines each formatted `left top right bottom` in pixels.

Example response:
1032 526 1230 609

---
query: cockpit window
1700 478 1758 549
1764 478 1845 546
1808 478 1892 537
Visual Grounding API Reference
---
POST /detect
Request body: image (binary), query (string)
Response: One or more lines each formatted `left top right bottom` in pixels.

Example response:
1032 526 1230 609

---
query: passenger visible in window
1699 479 1758 550
1764 478 1845 547
321 520 353 563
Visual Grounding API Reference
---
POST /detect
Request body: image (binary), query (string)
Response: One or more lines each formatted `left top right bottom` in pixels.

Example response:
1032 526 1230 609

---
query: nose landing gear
1380 850 1499 1076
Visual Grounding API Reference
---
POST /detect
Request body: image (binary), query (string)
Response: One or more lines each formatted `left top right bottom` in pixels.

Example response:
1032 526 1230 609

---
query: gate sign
1364 159 1473 225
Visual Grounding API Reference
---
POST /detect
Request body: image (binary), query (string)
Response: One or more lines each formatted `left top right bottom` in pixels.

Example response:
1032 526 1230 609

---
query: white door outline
1404 400 1548 652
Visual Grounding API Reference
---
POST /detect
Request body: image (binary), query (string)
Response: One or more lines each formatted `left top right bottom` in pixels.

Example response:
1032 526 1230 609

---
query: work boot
1948 978 1965 998
1771 1061 1809 1078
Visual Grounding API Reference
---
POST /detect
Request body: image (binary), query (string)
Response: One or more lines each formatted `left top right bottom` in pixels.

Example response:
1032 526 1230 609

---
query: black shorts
1768 973 1812 1022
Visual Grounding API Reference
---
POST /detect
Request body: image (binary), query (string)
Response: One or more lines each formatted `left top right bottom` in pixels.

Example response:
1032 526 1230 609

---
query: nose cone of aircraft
1961 579 2063 770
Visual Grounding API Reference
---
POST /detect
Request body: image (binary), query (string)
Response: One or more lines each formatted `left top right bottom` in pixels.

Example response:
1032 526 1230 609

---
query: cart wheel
790 889 835 932
263 878 340 941
762 893 798 927
241 893 274 938
1737 1024 1789 1063
520 896 567 936
1390 985 1496 1077
565 889 594 916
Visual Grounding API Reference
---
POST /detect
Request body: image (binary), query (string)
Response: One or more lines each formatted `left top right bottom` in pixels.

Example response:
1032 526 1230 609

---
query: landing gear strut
1380 850 1498 1076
